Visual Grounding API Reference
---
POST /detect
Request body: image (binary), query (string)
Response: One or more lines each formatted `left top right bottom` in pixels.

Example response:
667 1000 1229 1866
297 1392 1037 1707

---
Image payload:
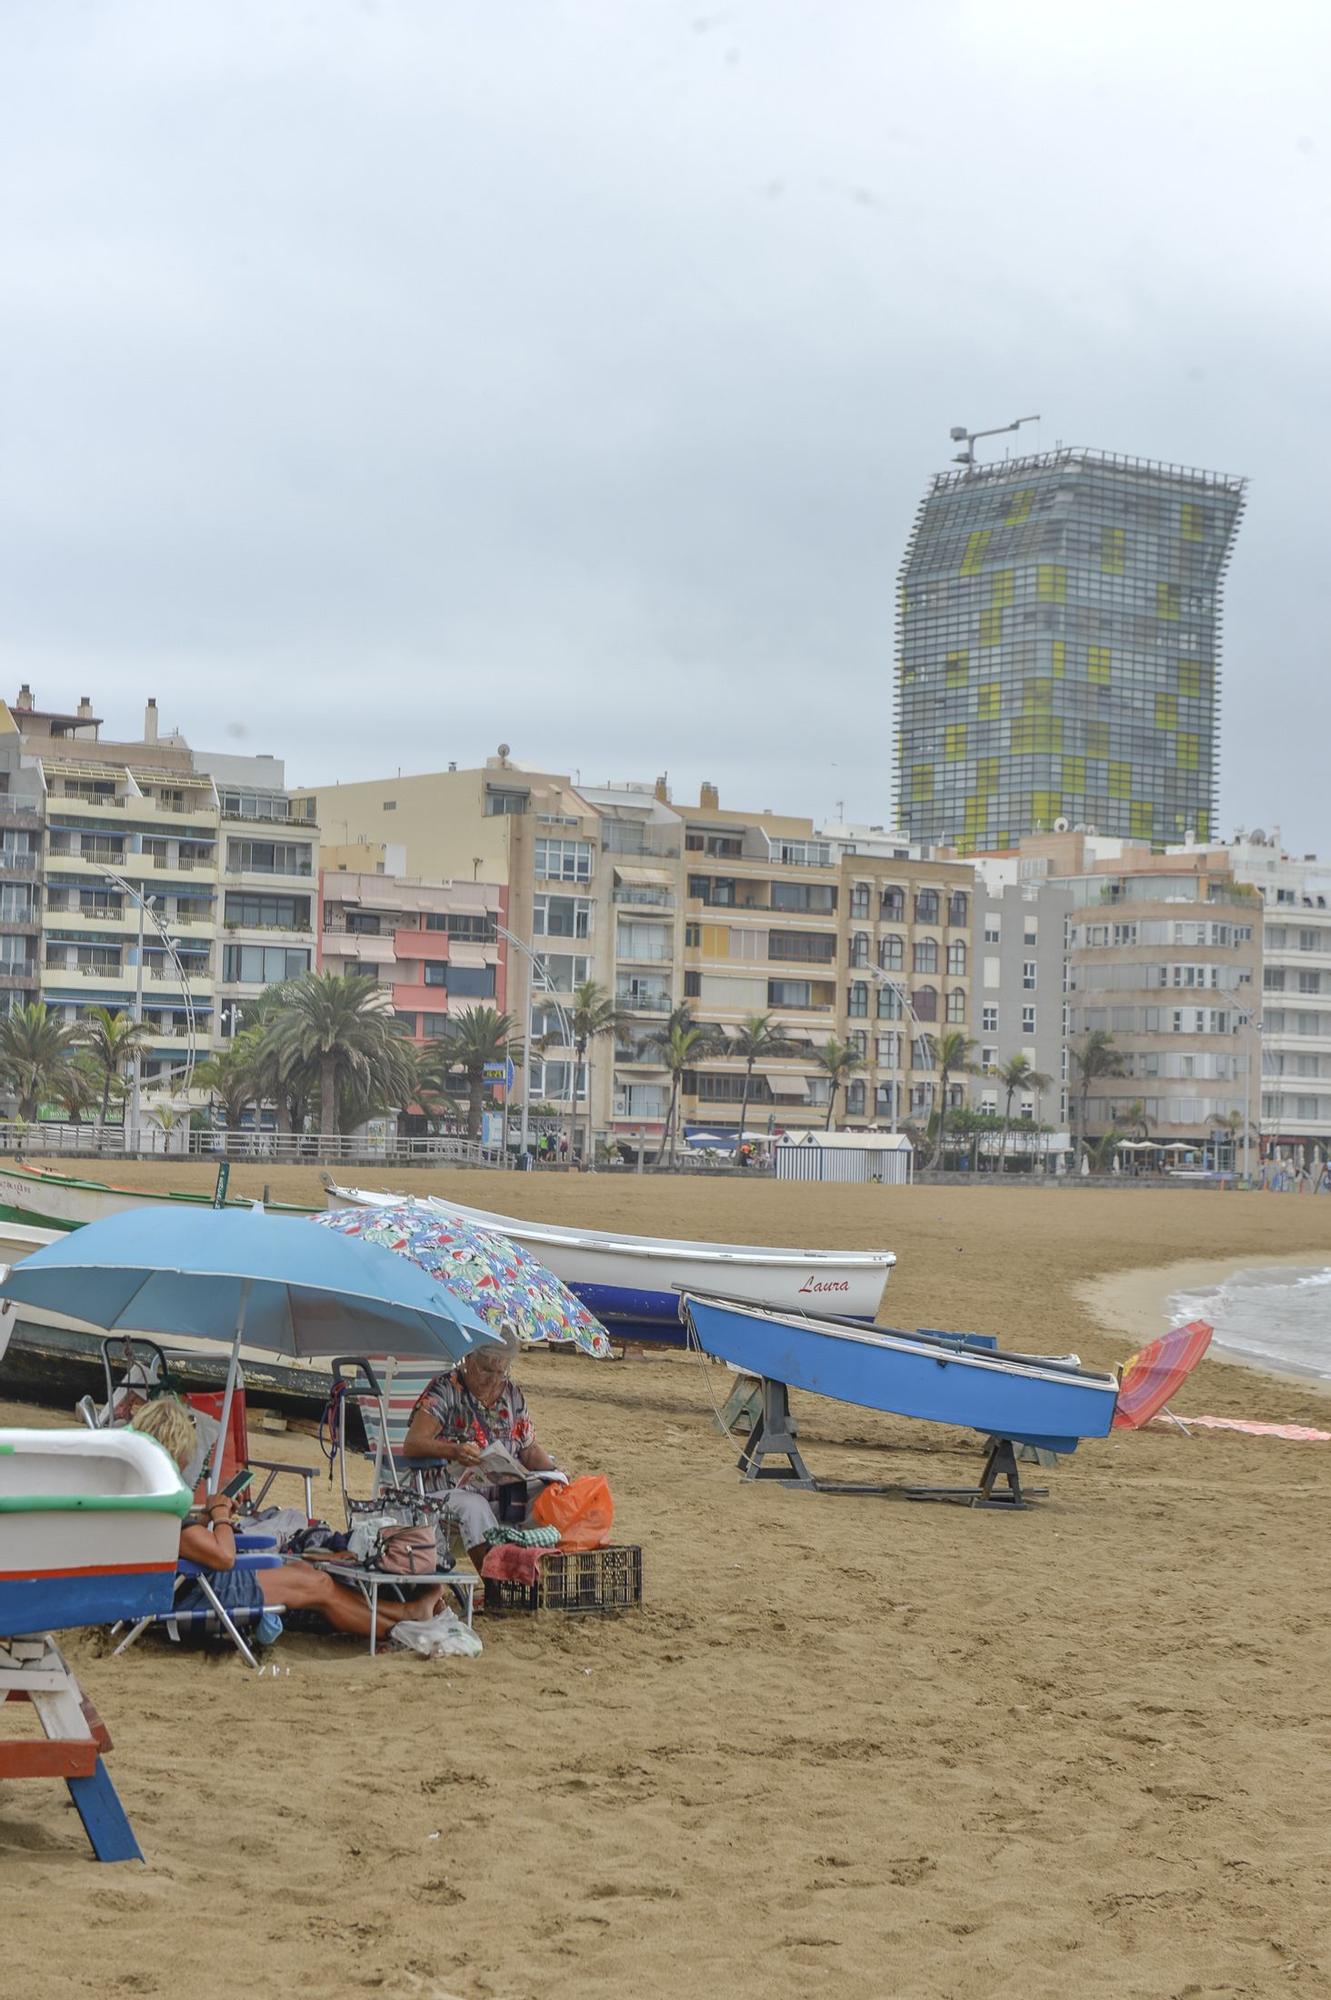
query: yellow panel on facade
1032 792 1063 827
1155 692 1178 730
1051 639 1066 677
1036 564 1067 602
700 924 730 960
1061 755 1086 792
960 529 991 574
1101 526 1126 574
945 651 969 687
1109 761 1132 798
978 608 1002 646
964 797 987 833
1088 645 1111 685
990 569 1015 607
944 723 968 760
1129 800 1155 839
1181 502 1205 542
976 681 1000 720
1176 732 1199 770
1156 581 1180 620
911 765 934 800
1196 809 1210 840
1023 677 1052 711
1086 720 1109 757
976 755 999 794
1178 659 1202 697
1011 715 1061 754
1002 488 1034 523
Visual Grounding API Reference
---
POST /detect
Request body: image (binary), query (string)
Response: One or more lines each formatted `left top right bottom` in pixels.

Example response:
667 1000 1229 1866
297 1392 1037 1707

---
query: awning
614 865 673 887
769 1075 812 1100
447 941 493 969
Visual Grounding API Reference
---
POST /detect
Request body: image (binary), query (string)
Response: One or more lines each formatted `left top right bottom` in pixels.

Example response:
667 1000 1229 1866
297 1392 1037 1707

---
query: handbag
373 1524 443 1576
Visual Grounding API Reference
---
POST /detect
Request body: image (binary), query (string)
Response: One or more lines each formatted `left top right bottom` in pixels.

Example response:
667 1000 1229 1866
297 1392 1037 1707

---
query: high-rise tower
896 448 1245 851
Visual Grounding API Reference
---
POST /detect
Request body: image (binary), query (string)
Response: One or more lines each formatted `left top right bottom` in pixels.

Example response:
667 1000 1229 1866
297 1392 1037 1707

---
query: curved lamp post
98 868 198 1150
494 922 575 1155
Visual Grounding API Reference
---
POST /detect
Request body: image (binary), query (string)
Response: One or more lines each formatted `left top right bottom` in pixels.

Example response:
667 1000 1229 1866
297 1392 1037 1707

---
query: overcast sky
2 2 1327 848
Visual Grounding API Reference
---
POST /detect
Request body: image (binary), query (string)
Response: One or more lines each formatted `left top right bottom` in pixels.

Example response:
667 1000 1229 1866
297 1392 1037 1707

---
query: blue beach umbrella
0 1206 500 1491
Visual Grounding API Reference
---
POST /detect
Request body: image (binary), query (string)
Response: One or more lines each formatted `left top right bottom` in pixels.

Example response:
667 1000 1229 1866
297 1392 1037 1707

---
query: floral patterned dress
412 1370 536 1497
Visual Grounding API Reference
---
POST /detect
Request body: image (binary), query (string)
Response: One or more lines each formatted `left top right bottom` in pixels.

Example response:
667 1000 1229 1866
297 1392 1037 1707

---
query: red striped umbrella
1112 1319 1213 1430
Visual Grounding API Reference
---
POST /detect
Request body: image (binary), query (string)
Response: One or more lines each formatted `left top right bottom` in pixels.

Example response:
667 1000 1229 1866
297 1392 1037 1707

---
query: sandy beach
4 1170 1331 1999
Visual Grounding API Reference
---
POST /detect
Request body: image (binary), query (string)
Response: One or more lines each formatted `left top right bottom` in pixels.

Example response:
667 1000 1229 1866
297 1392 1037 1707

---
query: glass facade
896 450 1245 851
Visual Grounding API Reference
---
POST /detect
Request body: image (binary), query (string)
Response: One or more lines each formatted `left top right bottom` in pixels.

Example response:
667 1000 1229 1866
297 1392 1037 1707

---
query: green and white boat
0 1159 315 1232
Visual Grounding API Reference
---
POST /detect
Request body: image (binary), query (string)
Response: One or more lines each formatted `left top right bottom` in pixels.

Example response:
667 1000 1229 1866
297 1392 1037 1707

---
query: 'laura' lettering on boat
798 1275 850 1294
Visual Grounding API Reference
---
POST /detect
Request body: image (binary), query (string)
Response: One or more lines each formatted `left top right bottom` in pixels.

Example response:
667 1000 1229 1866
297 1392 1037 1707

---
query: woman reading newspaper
402 1333 566 1566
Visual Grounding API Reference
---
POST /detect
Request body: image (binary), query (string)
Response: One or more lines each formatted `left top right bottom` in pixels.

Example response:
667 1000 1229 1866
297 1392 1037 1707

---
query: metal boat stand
0 1635 142 1862
737 1378 1048 1507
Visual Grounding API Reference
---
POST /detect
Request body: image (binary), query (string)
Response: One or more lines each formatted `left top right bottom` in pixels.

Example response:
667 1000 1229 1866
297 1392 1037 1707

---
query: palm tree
814 1037 865 1132
567 980 626 1164
646 1006 718 1168
79 1006 152 1135
425 1006 516 1142
54 1052 102 1127
1069 1030 1126 1159
266 971 406 1138
925 1029 979 1167
994 1053 1053 1174
194 1036 262 1135
727 1013 793 1146
0 1002 85 1122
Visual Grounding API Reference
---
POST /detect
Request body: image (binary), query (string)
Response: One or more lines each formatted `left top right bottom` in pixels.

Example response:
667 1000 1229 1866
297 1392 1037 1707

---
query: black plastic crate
483 1544 642 1615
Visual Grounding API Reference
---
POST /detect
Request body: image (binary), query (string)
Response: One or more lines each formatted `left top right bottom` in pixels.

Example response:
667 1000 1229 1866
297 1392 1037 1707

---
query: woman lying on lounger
129 1399 445 1646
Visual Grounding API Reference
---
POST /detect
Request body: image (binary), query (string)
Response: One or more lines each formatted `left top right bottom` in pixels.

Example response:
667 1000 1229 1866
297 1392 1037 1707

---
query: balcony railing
616 992 672 1013
0 851 40 872
224 862 315 878
612 887 674 909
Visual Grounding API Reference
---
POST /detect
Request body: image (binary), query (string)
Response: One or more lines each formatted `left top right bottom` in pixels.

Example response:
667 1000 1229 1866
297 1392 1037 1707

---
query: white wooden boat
0 1158 314 1231
323 1181 895 1341
0 1428 191 1635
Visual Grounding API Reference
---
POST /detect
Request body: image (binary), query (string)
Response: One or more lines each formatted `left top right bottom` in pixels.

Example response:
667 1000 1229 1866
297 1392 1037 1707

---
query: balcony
600 825 681 860
224 861 315 879
612 886 675 910
615 991 672 1014
615 941 672 965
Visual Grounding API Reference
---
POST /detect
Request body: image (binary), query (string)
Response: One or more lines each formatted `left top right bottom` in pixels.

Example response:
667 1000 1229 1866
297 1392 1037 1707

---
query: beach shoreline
1080 1249 1331 1394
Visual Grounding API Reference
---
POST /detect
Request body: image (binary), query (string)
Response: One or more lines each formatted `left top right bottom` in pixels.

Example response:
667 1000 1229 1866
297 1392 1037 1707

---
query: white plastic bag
389 1611 483 1659
348 1513 400 1562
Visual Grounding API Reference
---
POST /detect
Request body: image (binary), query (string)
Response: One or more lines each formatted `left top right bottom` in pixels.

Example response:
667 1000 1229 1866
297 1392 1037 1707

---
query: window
983 918 1001 944
422 912 495 940
684 970 701 997
424 962 447 987
877 1032 901 1067
534 837 592 883
227 839 313 877
770 881 836 914
878 934 903 971
684 922 701 947
1022 961 1037 990
382 800 396 812
224 892 310 930
222 944 312 984
421 1013 449 1037
981 1045 995 1070
845 1079 866 1115
913 986 937 1022
1300 929 1319 952
1021 1005 1036 1034
345 911 381 935
768 979 811 1007
769 930 836 964
876 984 902 1020
850 883 871 919
848 1030 868 1058
484 789 529 817
850 932 870 967
947 892 968 928
913 939 938 974
881 887 905 920
847 981 869 1017
946 989 966 1023
533 894 592 939
1023 923 1038 945
947 941 967 976
442 964 496 998
915 890 939 924
982 1005 998 1032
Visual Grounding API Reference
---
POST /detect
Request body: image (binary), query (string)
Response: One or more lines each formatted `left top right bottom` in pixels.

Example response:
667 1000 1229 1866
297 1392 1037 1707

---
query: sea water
1171 1266 1331 1381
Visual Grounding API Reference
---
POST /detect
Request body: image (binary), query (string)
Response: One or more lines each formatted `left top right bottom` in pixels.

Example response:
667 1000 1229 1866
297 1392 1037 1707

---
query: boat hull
0 1427 191 1636
0 1160 315 1232
324 1184 894 1342
683 1294 1119 1453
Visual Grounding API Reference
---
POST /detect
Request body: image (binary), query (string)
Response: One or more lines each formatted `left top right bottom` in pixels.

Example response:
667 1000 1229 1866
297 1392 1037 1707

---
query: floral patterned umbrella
313 1201 613 1358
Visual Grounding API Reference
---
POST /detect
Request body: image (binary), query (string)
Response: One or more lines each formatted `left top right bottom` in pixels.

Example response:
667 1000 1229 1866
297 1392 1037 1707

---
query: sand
4 1171 1331 2000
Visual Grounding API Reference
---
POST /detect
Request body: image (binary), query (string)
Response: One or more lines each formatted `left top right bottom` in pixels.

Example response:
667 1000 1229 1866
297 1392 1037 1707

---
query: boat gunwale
0 1160 313 1216
682 1291 1120 1394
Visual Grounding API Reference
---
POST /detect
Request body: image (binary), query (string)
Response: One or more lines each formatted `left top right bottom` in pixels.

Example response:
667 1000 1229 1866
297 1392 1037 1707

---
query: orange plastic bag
529 1474 614 1551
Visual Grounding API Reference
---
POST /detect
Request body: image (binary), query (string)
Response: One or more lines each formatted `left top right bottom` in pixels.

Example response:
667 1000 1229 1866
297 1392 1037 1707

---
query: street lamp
866 965 929 1136
98 867 199 1151
1233 998 1262 1184
494 922 575 1155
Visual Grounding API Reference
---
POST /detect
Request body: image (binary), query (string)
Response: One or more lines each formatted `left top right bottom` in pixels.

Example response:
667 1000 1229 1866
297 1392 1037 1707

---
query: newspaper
456 1444 567 1490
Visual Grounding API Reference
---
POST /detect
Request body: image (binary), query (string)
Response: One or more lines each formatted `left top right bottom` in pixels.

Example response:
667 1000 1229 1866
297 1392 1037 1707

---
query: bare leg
260 1565 444 1642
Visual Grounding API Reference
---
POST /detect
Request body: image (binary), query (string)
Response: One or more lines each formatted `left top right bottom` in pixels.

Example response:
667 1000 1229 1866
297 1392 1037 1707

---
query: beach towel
1112 1320 1213 1430
1157 1415 1331 1442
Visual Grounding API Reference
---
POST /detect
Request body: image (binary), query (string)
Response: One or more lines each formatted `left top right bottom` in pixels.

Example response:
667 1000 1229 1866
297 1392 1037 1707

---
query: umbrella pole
208 1279 252 1497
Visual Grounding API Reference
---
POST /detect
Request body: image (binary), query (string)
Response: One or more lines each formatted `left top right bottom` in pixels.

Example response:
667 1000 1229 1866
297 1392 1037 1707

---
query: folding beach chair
1112 1319 1214 1434
111 1533 286 1672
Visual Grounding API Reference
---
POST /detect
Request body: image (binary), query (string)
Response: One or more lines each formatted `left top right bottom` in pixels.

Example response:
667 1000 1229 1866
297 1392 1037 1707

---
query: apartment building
1036 833 1261 1145
965 858 1073 1130
318 843 505 1039
1173 830 1331 1162
294 760 977 1149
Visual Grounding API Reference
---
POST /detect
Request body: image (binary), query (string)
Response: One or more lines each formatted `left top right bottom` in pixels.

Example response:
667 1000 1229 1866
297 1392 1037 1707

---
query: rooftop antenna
949 415 1040 476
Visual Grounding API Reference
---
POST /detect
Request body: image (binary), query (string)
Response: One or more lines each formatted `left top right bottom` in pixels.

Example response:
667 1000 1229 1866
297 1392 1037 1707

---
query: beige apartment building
294 758 976 1150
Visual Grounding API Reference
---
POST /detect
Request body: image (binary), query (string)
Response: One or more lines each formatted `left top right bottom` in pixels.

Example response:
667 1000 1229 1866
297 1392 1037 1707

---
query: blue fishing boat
681 1293 1118 1498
